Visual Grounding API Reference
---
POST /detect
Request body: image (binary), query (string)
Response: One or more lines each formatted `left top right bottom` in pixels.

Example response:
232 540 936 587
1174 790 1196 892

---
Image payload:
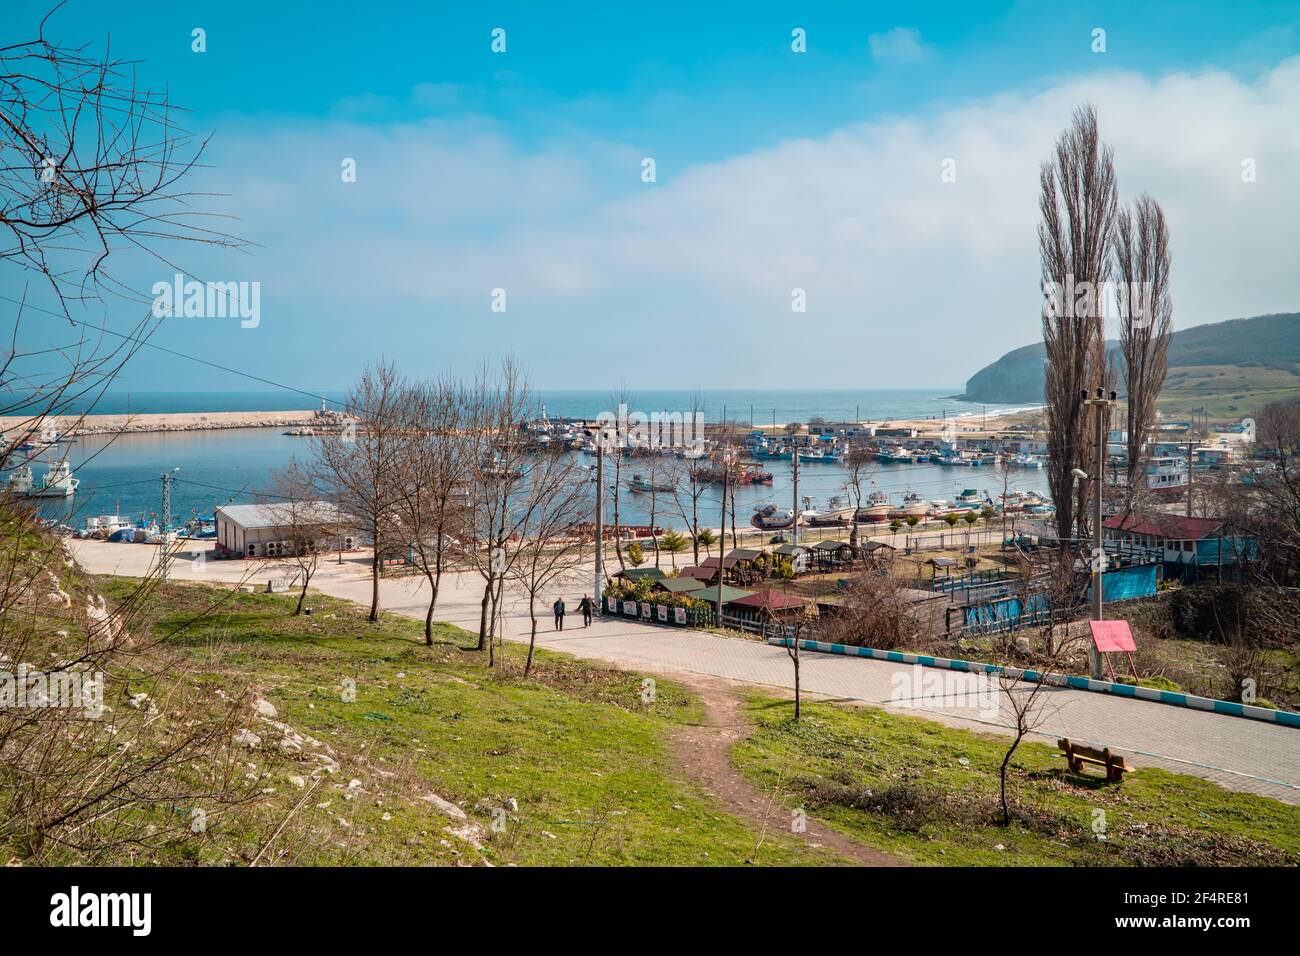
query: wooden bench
1057 738 1135 783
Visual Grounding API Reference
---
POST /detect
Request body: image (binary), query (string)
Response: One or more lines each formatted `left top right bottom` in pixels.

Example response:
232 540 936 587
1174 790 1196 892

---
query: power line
0 294 346 409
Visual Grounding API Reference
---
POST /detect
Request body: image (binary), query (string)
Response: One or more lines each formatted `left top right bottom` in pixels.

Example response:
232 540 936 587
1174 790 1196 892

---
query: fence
602 596 714 628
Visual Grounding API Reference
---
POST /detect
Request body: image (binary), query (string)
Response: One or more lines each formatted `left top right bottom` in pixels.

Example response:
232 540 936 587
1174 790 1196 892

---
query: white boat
11 459 79 498
1144 457 1190 497
953 488 989 508
6 465 34 495
853 491 892 523
85 513 133 536
806 494 854 526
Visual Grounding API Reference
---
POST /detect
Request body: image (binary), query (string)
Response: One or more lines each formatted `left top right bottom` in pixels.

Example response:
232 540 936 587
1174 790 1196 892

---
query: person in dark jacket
578 594 594 627
553 597 566 630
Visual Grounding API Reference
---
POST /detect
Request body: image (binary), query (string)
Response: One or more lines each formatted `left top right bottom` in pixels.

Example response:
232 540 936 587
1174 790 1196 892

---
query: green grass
1158 363 1300 421
732 695 1300 866
89 577 842 867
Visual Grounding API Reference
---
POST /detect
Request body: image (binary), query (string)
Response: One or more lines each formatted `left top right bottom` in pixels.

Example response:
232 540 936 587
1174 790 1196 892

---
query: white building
215 502 356 559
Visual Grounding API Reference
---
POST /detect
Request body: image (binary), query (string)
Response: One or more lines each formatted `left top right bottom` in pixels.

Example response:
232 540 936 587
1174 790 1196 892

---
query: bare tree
312 361 406 623
508 449 592 676
464 357 535 663
0 8 264 864
392 378 474 644
995 629 1086 826
1 3 243 313
842 443 876 556
1039 103 1118 542
670 457 709 565
265 461 343 615
1114 194 1173 505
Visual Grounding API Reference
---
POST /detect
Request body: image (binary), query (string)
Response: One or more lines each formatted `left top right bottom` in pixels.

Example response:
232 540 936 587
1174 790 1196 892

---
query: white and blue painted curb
766 637 1300 730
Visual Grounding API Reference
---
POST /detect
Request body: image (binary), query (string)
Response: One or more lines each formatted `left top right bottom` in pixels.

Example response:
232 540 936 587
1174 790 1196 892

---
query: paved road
72 539 1300 804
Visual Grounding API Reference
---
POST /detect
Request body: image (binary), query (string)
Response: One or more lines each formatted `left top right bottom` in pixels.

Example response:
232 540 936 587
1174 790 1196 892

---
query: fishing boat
931 450 978 467
14 458 79 498
1143 457 1190 498
628 473 675 493
854 491 892 523
751 503 796 530
887 491 929 520
6 465 35 495
1010 453 1045 468
807 494 855 526
84 513 134 537
953 488 989 509
176 513 218 539
876 444 922 464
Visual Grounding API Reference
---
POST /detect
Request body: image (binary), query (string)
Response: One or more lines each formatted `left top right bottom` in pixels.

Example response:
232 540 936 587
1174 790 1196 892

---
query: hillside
956 312 1300 418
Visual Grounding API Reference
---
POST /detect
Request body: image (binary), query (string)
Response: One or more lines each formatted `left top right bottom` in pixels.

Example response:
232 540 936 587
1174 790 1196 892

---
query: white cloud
868 27 933 65
180 58 1300 388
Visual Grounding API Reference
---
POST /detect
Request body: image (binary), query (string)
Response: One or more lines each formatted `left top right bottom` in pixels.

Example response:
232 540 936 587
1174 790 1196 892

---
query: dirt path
666 673 904 866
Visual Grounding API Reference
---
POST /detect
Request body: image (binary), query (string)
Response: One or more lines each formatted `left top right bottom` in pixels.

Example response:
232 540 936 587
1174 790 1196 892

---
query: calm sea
24 387 1036 422
14 389 1047 529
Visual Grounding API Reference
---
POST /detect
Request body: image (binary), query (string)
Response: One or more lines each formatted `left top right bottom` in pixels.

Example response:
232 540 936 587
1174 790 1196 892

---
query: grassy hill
957 312 1300 420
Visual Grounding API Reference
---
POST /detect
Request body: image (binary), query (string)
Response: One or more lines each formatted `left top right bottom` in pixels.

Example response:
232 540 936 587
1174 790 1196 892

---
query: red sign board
1090 620 1137 653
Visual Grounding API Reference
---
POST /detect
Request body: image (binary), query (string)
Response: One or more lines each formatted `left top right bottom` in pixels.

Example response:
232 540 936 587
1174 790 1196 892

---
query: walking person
578 594 593 627
553 597 566 631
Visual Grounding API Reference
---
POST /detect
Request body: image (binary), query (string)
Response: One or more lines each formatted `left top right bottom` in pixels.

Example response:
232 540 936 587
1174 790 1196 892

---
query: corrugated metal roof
653 577 706 593
614 566 668 581
216 502 351 529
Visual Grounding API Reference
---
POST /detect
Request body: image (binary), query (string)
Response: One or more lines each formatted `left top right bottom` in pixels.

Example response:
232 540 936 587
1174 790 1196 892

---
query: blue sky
7 1 1300 391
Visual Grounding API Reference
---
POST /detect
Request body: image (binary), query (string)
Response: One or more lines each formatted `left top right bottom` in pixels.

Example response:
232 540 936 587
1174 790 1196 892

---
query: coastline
0 410 322 437
1 407 1037 439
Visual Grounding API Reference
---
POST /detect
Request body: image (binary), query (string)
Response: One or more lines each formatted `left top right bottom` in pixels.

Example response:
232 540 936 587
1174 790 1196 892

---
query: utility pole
1185 438 1195 518
792 439 800 547
159 467 179 580
716 427 728 631
1082 388 1117 679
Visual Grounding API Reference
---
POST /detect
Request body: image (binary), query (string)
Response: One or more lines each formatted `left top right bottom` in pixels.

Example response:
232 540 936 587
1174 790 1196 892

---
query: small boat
752 503 796 530
1010 453 1045 469
931 450 978 467
798 445 843 464
628 473 675 494
876 444 922 464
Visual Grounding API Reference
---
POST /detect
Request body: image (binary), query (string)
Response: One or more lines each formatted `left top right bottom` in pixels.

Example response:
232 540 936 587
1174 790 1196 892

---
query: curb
766 637 1300 730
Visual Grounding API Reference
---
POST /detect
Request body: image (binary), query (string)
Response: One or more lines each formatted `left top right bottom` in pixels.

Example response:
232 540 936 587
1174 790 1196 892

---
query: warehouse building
214 502 357 559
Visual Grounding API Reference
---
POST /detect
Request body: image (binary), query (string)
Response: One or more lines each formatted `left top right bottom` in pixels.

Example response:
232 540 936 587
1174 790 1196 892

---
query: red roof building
1102 512 1226 541
727 589 809 614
